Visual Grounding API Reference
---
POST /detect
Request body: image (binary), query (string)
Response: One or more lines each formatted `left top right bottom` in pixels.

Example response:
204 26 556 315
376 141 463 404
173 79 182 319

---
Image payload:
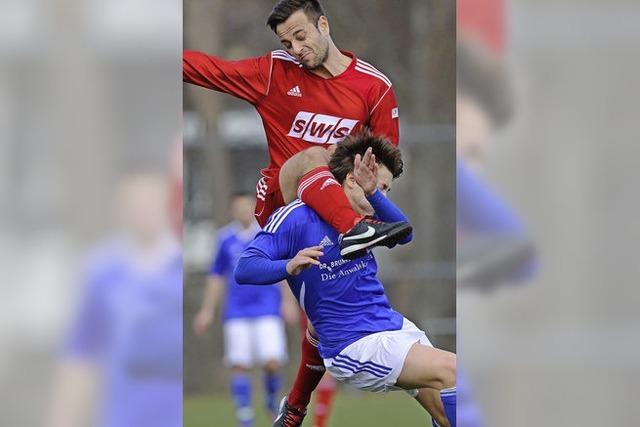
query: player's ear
317 16 329 35
345 172 356 189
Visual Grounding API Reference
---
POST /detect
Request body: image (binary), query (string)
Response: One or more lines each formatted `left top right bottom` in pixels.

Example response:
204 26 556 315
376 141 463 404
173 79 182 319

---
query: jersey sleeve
64 265 109 359
367 189 412 245
208 237 229 277
235 206 305 285
368 85 400 146
183 50 273 105
234 229 295 285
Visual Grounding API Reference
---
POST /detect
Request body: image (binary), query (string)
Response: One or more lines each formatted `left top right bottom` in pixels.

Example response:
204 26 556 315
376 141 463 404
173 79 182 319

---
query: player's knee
300 146 330 171
232 365 251 374
263 360 280 374
438 352 456 389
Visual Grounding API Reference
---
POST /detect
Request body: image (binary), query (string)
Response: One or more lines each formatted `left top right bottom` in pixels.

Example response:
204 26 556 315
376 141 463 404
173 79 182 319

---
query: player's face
116 174 170 242
276 10 330 70
231 196 255 228
345 164 394 216
457 93 495 169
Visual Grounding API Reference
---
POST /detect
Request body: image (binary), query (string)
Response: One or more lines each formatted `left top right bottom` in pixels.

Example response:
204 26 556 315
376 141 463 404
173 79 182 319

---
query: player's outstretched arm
234 245 323 284
183 50 271 104
354 147 412 244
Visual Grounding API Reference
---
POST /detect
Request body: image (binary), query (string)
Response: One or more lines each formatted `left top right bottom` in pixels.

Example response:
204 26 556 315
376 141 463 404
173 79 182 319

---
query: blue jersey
210 222 282 321
242 201 404 358
65 237 182 427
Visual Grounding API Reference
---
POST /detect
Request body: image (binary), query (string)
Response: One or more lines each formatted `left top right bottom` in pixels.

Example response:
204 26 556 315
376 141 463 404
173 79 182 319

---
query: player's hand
354 147 378 196
193 309 214 336
286 246 324 276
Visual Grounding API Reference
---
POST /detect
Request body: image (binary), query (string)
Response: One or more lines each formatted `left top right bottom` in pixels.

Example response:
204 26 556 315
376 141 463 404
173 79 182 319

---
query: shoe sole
340 223 413 260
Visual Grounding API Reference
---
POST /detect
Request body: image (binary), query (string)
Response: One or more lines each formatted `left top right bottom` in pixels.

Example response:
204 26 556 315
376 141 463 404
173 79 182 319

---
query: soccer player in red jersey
184 1 411 425
183 0 410 261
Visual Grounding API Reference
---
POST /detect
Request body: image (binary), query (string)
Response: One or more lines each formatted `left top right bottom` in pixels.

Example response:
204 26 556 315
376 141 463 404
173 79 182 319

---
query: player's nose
292 41 305 56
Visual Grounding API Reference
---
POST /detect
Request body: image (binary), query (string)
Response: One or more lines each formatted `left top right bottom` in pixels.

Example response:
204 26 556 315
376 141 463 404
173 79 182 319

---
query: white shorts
223 316 288 367
323 317 432 393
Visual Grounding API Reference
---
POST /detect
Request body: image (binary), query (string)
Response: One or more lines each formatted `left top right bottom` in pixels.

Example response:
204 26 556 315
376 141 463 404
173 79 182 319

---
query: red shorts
254 168 285 228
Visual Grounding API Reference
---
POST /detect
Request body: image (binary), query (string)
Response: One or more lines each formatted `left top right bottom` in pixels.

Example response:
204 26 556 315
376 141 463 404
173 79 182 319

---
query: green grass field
184 391 430 427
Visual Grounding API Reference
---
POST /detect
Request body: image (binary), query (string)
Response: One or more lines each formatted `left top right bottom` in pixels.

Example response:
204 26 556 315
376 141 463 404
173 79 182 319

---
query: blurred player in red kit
184 1 410 426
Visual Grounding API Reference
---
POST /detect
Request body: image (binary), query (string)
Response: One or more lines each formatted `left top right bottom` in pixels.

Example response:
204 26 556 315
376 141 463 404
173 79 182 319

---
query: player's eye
282 41 292 49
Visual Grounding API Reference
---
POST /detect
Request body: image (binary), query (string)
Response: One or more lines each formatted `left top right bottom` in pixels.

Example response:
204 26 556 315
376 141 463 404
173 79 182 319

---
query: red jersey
184 49 400 177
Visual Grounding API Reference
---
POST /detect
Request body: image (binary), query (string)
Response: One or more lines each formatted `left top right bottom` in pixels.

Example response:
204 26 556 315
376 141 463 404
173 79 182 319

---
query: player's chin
302 57 321 70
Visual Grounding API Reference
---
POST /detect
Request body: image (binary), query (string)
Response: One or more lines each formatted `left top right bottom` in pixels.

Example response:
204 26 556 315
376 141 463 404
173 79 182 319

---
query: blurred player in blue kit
193 193 298 427
235 133 457 427
50 172 182 427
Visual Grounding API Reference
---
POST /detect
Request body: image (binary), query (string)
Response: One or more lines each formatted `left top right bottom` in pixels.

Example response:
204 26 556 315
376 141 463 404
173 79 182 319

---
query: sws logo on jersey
287 111 359 144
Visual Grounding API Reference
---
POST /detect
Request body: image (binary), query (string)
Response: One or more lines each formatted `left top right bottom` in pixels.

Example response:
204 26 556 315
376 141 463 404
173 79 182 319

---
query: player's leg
312 374 338 427
224 319 255 427
413 387 452 427
279 146 359 232
395 343 456 391
273 319 323 427
396 343 456 427
279 146 411 260
263 360 283 419
254 316 288 419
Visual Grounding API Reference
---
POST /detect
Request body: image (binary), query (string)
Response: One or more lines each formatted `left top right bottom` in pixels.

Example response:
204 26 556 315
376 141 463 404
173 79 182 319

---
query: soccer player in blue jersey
193 193 294 426
235 133 457 427
52 173 181 427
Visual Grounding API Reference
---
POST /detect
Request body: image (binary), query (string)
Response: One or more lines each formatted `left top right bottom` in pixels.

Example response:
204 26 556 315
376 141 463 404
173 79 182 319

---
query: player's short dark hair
457 39 514 128
267 0 326 33
329 131 403 184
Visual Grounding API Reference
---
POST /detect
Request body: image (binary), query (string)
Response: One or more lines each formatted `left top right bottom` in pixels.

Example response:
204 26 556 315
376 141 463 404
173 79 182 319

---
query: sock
287 330 326 410
297 166 361 233
440 387 456 427
264 371 283 415
313 375 337 427
230 373 254 427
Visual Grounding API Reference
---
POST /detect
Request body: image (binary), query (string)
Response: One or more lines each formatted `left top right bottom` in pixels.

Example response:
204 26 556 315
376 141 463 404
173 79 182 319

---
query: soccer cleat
272 396 306 427
339 218 412 260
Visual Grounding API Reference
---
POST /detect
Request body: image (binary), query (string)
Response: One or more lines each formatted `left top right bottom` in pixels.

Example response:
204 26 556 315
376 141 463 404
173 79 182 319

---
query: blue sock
230 373 253 427
264 371 283 415
439 387 456 427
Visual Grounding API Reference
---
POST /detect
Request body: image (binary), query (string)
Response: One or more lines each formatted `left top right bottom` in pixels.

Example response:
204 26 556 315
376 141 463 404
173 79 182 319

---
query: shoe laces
282 406 305 426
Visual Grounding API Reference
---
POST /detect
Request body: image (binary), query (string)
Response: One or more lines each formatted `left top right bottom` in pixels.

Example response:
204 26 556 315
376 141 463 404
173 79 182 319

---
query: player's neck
312 45 351 79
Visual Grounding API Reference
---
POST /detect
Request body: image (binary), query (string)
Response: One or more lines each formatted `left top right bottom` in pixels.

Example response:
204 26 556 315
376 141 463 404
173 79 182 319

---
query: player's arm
367 190 412 244
368 84 400 146
193 237 229 335
354 148 412 244
47 266 106 427
183 50 272 104
192 275 225 336
234 220 324 284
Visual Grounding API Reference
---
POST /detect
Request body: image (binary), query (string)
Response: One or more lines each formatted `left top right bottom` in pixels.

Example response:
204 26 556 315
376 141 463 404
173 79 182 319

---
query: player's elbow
233 259 253 285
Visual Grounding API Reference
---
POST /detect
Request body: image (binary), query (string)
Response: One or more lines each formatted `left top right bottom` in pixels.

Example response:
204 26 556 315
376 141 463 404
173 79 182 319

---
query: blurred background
0 0 182 426
183 0 455 426
457 0 640 426
3 0 638 426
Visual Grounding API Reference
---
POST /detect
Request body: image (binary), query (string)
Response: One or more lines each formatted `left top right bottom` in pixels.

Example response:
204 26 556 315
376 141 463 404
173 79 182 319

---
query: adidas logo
287 85 302 97
319 235 334 247
320 178 340 190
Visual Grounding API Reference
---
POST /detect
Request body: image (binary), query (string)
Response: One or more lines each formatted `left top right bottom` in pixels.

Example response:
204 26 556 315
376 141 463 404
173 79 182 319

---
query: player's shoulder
352 57 393 88
262 200 319 234
216 222 240 243
270 50 303 68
